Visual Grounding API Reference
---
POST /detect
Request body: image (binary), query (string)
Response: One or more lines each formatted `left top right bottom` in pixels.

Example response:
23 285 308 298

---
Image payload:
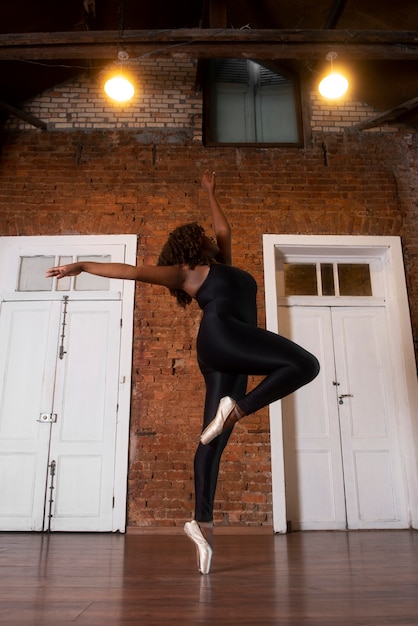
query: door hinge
112 496 115 508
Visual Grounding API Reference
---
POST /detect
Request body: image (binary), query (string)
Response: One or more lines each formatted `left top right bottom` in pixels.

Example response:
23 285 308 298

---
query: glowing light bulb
318 72 349 99
104 76 135 103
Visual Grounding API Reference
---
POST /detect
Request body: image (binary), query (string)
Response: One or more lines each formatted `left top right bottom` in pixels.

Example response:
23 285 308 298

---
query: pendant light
103 0 135 104
104 51 135 103
318 51 348 99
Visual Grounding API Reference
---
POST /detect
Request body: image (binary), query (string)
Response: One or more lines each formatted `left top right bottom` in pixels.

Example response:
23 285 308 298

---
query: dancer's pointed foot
200 396 245 445
184 520 213 575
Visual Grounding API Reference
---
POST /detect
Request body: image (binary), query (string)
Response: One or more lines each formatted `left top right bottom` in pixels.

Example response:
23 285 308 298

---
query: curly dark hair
157 222 213 307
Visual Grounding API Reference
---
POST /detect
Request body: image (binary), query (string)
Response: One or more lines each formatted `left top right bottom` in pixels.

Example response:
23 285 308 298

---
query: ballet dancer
46 169 320 575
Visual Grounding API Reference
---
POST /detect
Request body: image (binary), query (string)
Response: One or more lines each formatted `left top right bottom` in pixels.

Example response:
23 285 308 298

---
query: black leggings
194 314 320 522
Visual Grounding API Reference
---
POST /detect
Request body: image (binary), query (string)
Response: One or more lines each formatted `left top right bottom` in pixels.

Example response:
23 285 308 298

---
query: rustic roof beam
0 29 417 61
321 0 348 29
346 96 418 132
0 99 47 129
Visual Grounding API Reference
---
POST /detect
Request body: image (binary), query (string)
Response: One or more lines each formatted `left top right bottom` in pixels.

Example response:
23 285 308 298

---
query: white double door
0 296 121 531
280 305 409 530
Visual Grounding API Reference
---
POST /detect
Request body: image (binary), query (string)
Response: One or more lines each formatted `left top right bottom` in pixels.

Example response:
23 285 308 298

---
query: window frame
203 58 305 148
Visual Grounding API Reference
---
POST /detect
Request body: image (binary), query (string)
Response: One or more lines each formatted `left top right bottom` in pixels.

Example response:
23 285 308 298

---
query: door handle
338 394 353 405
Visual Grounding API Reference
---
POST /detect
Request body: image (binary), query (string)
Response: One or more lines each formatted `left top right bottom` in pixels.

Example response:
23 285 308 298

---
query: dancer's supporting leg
185 370 247 573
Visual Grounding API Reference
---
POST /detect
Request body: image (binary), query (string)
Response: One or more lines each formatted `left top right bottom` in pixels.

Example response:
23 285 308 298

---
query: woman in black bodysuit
46 170 319 575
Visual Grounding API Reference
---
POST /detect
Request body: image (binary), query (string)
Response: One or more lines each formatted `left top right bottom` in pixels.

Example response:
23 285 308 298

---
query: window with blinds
205 59 302 145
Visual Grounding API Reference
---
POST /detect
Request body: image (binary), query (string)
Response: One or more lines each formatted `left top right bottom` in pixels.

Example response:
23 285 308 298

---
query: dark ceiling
0 0 417 128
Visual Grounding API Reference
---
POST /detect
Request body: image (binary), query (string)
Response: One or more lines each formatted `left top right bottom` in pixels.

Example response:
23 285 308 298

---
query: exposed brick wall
5 58 203 137
1 58 417 528
310 91 403 133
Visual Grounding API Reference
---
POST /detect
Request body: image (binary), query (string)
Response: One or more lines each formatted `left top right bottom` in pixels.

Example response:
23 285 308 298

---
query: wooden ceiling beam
346 96 418 131
0 99 47 129
0 29 417 61
321 0 348 29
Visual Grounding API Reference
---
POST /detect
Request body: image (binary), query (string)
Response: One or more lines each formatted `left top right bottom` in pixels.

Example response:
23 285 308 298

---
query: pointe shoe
200 396 237 445
184 520 213 575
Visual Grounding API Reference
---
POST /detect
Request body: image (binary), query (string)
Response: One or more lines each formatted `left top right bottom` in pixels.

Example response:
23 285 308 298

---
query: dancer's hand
46 263 83 279
201 169 216 194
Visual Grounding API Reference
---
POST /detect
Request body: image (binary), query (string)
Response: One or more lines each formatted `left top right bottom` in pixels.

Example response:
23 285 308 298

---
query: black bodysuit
193 263 320 522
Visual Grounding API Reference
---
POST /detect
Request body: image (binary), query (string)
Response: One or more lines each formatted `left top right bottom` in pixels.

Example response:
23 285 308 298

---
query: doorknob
338 394 353 405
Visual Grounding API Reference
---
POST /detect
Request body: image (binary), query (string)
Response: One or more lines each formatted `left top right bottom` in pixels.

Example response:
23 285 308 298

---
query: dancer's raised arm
201 169 231 265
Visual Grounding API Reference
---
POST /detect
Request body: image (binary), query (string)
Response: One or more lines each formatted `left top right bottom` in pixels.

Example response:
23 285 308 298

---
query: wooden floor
1 529 418 625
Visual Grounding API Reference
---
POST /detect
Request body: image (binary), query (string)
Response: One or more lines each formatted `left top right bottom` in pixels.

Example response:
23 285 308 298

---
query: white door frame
263 235 418 533
0 235 136 532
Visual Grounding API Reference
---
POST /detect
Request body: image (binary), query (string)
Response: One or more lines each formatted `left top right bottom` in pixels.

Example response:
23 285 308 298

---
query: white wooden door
0 300 61 530
0 297 122 531
332 307 408 529
280 306 409 530
47 299 122 531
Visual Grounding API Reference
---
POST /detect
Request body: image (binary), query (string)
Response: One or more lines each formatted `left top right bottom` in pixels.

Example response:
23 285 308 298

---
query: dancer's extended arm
46 261 187 290
201 169 232 265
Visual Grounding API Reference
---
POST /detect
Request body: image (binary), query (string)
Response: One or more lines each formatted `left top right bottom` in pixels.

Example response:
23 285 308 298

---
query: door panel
332 308 408 528
280 307 347 530
0 301 60 530
0 299 122 531
48 300 121 531
279 306 409 530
